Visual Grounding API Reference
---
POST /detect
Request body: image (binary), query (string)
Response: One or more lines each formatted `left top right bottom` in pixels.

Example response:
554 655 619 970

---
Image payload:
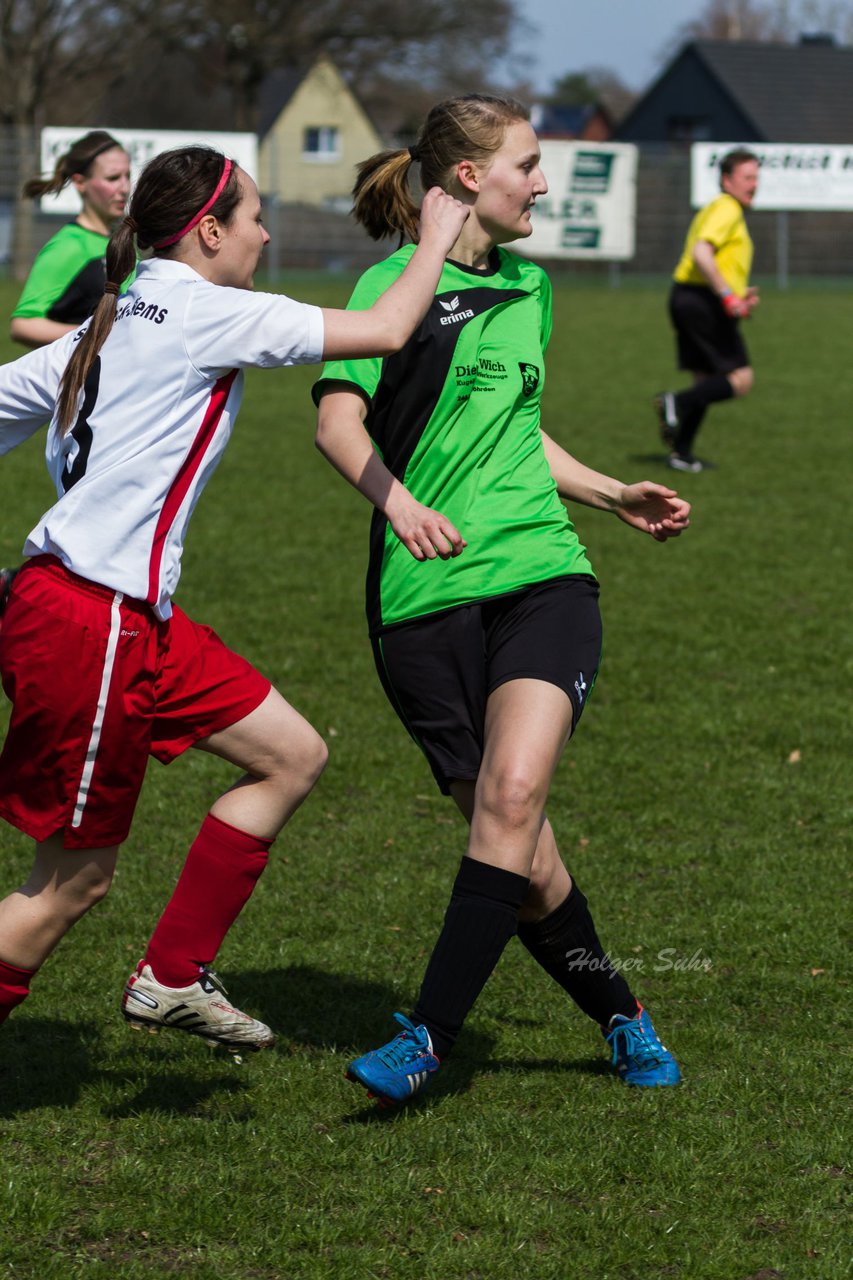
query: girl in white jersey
0 145 467 1053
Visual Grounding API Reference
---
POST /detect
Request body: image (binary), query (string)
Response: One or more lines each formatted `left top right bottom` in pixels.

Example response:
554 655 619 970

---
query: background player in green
654 147 760 472
11 131 131 349
315 93 691 1106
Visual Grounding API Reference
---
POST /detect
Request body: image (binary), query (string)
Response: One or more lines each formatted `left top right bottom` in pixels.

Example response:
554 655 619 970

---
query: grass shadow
230 963 422 1050
0 1017 103 1114
480 1054 612 1079
103 1062 254 1119
0 1015 260 1119
627 450 677 467
233 964 497 1112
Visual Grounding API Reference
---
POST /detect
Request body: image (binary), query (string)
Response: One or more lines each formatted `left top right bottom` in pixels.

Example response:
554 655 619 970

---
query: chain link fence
2 129 851 284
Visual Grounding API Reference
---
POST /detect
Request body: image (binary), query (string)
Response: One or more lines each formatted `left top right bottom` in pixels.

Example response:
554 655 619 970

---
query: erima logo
574 672 588 704
438 294 475 326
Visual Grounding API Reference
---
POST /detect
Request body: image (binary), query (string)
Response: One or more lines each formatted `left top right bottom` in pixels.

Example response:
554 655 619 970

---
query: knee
281 723 329 795
255 721 329 795
56 863 115 918
478 767 544 835
302 728 329 789
80 871 114 910
730 366 753 397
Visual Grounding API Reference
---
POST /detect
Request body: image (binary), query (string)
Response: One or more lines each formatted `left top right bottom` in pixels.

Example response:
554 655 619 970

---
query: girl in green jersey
316 94 690 1103
11 131 131 349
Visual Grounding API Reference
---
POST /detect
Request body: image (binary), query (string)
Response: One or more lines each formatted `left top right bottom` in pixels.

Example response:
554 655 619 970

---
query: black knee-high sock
412 857 530 1061
516 882 638 1026
674 374 734 454
673 404 707 456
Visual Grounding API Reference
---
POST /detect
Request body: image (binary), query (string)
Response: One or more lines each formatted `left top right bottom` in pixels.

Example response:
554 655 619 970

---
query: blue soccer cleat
604 1005 681 1087
346 1012 440 1106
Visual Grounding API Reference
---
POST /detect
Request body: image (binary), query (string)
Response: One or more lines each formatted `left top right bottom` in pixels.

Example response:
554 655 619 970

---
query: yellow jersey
673 193 753 296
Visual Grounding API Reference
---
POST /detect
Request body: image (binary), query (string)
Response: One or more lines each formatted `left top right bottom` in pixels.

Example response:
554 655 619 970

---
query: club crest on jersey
518 362 540 397
438 293 475 326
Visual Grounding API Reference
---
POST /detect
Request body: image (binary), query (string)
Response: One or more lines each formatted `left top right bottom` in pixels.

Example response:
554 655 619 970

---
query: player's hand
615 483 691 542
744 286 760 314
385 488 467 561
721 291 749 319
418 187 469 254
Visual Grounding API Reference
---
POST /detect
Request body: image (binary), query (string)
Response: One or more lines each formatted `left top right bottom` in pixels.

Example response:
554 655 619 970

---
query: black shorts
669 283 750 374
371 575 602 794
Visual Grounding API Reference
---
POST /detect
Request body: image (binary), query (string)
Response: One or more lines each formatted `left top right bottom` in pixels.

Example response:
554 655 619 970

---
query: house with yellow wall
258 56 384 210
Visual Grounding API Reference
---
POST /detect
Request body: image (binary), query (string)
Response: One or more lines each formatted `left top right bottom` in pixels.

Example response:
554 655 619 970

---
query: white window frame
302 126 341 163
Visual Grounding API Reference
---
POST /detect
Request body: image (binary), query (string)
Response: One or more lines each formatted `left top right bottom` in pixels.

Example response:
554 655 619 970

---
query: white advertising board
517 141 638 261
37 128 259 216
692 142 853 211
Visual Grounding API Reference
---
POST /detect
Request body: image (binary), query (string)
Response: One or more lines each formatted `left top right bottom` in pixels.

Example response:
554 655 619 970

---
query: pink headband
152 158 234 250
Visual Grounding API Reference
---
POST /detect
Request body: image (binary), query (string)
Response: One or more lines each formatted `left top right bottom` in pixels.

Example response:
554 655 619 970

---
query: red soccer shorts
0 557 270 849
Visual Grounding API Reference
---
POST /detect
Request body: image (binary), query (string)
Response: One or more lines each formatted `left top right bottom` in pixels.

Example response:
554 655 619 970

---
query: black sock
412 857 530 1061
517 882 638 1026
673 404 707 455
674 374 734 454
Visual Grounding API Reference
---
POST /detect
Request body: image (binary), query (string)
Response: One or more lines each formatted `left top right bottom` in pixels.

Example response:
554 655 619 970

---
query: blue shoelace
377 1015 428 1067
608 1018 664 1068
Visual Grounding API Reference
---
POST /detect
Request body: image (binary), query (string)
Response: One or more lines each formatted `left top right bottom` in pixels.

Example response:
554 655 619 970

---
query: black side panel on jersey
47 258 107 325
367 286 525 478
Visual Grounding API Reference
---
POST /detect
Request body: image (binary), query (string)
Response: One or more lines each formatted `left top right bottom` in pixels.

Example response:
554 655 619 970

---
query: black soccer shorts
669 283 750 374
371 574 602 794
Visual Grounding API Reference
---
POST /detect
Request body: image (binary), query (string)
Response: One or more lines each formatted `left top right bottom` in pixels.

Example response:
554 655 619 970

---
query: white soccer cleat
122 962 275 1055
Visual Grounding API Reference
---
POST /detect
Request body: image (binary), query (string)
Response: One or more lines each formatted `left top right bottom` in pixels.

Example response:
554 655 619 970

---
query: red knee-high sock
0 958 36 1026
144 813 272 988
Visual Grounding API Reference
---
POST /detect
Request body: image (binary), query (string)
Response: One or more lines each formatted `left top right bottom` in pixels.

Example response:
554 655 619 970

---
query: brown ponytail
352 93 530 243
352 149 422 243
56 146 241 434
23 131 124 200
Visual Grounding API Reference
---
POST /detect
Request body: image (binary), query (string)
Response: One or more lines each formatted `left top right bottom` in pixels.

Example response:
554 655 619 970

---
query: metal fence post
776 210 789 290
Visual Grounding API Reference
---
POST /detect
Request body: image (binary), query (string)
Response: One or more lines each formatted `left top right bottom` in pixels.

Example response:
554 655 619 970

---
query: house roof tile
693 39 853 142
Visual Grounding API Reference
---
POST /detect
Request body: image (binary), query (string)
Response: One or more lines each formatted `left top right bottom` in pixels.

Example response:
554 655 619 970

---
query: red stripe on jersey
147 370 238 605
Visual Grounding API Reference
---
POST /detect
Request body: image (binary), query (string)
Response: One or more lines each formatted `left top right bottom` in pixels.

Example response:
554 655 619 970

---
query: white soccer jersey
0 259 324 618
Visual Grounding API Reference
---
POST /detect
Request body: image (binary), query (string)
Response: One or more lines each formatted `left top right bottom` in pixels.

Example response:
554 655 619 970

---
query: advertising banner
518 141 638 261
37 128 259 216
692 142 853 211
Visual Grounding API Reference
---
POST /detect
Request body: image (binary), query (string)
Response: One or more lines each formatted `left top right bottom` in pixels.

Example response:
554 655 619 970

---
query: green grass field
0 277 848 1280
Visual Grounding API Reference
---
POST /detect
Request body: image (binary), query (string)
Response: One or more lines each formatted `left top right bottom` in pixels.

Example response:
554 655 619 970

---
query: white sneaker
668 451 715 473
122 962 275 1054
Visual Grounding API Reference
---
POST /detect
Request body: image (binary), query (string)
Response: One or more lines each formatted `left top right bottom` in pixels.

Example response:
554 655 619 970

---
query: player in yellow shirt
654 148 759 472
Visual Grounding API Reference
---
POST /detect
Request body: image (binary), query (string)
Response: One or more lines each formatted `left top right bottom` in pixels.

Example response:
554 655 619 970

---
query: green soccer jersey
315 244 594 632
13 223 111 325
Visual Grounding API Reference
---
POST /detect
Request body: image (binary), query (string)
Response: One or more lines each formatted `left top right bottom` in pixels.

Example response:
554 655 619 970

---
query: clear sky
515 0 712 94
